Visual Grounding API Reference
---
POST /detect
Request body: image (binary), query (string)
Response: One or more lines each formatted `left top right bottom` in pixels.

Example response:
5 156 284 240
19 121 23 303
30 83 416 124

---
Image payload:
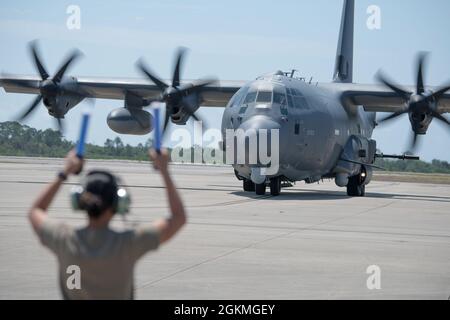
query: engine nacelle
407 94 434 135
43 94 83 117
409 111 432 135
170 92 202 125
40 77 84 117
107 108 153 135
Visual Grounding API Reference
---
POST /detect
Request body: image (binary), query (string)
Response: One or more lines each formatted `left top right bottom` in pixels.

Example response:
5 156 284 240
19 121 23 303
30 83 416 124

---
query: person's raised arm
149 149 187 244
28 150 84 234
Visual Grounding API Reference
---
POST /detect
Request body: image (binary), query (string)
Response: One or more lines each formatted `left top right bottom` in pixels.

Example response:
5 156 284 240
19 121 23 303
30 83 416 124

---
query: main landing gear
346 174 366 197
269 177 281 196
243 177 282 196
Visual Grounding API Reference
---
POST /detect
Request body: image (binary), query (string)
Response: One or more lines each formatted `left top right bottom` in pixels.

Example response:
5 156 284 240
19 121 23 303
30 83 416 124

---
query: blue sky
0 0 449 161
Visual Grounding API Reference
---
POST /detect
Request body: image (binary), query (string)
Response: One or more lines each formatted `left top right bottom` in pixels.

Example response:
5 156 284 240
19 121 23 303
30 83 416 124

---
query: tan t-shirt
38 219 160 300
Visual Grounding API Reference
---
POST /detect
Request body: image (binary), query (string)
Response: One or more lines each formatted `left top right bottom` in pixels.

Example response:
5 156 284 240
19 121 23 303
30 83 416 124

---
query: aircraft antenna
290 69 297 78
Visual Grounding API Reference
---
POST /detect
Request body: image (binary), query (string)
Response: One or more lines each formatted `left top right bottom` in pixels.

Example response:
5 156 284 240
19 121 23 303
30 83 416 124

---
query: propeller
136 48 217 142
15 40 83 132
376 52 450 151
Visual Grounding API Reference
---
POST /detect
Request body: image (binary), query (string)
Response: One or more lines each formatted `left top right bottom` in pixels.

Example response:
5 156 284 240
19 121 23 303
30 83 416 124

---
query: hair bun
80 192 104 216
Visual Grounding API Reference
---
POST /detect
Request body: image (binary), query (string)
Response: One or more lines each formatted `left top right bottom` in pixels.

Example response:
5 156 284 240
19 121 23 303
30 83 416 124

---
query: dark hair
80 170 118 218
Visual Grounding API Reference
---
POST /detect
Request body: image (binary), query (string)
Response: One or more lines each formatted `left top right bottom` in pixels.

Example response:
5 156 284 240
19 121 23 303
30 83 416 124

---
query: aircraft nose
231 115 281 167
238 115 281 133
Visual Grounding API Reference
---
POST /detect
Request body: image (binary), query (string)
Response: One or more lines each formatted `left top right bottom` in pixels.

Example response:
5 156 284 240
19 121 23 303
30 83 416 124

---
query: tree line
0 121 218 163
0 121 449 174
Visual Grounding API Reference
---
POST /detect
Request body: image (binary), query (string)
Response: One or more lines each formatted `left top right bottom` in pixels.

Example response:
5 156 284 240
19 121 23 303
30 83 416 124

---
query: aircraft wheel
360 184 366 197
255 183 266 195
270 177 281 196
347 175 365 197
243 179 255 192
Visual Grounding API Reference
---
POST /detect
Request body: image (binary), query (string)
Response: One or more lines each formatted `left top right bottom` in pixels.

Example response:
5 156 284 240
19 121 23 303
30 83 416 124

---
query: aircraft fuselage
221 71 376 185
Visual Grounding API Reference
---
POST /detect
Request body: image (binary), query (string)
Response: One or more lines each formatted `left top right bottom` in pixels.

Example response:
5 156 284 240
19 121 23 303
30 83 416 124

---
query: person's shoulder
41 218 74 235
117 224 159 241
131 224 159 235
121 224 161 259
38 219 76 250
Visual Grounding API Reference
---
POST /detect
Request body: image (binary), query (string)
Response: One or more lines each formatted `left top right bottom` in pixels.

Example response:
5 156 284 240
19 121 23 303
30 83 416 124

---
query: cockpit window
287 95 294 108
294 96 309 109
228 86 249 108
256 91 272 103
273 88 288 115
273 91 286 105
243 91 257 104
286 87 310 110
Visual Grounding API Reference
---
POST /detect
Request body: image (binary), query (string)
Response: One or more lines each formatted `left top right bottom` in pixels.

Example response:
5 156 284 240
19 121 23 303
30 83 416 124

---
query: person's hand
64 150 84 175
149 148 169 173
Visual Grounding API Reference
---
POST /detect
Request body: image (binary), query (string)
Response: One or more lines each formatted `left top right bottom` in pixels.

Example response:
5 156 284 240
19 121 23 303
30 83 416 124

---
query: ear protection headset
70 170 131 215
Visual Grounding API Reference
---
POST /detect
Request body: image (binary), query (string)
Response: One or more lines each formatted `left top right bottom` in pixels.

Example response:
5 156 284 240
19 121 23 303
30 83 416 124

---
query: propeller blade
428 84 450 102
17 95 42 121
172 47 186 88
191 112 208 133
190 112 200 122
431 111 450 126
53 49 83 83
416 52 428 95
378 109 408 123
160 105 172 142
189 78 217 90
162 103 172 132
410 132 419 150
55 117 64 133
136 59 168 92
376 71 411 100
29 41 49 80
177 78 217 98
182 95 208 131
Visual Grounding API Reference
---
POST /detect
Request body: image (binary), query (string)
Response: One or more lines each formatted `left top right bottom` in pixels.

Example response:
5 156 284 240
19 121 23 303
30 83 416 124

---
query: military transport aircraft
1 0 449 197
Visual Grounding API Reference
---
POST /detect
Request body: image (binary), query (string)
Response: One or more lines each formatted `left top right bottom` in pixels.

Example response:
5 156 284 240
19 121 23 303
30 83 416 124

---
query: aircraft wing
324 83 450 113
0 75 245 107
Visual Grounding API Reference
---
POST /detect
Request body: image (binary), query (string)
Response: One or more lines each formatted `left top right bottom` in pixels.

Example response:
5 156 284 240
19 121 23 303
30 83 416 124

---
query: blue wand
76 108 92 159
153 107 161 154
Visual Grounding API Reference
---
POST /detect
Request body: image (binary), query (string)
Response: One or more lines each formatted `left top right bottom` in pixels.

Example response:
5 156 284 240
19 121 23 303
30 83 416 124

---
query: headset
70 170 130 215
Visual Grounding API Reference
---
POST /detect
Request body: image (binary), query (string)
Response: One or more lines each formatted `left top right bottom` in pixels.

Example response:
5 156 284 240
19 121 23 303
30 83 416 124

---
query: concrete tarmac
0 157 449 299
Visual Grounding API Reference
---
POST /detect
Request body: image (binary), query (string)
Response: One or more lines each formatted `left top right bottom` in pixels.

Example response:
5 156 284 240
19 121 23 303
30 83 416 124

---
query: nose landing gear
242 177 282 196
255 182 266 195
243 179 255 192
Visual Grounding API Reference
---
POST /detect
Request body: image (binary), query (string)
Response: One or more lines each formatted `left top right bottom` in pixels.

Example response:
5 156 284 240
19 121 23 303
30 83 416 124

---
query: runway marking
138 200 399 289
0 180 238 193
